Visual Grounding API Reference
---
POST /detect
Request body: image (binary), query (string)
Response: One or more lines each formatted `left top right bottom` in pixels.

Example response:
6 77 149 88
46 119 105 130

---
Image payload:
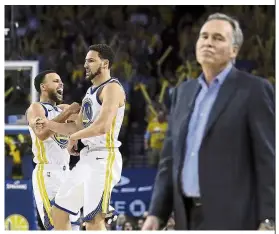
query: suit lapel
203 67 238 139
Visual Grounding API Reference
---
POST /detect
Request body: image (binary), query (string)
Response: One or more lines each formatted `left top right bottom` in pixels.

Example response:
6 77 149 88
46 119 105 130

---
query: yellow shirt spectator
146 118 168 150
5 136 21 164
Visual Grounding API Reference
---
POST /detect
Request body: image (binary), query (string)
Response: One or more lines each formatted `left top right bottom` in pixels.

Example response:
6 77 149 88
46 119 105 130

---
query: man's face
42 73 64 104
84 50 105 81
124 222 133 230
196 19 238 67
137 219 144 229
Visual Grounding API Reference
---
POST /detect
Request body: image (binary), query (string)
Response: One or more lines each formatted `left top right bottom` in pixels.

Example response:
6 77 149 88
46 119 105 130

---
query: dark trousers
184 197 204 230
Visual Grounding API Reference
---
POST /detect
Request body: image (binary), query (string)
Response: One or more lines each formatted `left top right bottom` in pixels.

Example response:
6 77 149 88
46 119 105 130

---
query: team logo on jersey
53 134 68 149
82 98 94 128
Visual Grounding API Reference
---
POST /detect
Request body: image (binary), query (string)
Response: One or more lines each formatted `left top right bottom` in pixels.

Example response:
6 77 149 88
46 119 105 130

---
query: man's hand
35 117 49 130
67 139 79 156
258 221 275 230
69 134 78 141
66 102 81 114
142 215 160 230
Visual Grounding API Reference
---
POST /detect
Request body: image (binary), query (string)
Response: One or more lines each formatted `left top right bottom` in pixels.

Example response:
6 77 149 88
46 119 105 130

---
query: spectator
136 218 144 230
115 214 126 230
122 221 134 231
144 110 168 167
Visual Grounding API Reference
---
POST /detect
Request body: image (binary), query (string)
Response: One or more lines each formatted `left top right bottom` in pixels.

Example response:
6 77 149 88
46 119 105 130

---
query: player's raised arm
69 82 124 140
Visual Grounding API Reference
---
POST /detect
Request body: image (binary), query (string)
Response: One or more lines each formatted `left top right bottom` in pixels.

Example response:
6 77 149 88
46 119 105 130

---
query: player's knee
85 221 105 230
51 206 59 221
85 213 106 230
51 206 69 223
89 212 105 224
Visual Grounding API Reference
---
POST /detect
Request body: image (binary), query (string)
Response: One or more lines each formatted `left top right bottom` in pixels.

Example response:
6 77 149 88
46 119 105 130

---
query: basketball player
37 44 125 230
28 70 117 230
26 70 81 230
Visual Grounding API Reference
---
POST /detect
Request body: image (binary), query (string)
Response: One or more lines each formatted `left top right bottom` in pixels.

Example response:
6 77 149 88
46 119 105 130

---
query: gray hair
206 13 244 50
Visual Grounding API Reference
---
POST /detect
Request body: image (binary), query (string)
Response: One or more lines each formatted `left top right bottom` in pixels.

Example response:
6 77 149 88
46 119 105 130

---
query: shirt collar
198 62 233 87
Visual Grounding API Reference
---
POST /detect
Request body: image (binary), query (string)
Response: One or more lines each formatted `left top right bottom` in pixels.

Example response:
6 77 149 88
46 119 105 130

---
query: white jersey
81 78 125 149
29 102 70 165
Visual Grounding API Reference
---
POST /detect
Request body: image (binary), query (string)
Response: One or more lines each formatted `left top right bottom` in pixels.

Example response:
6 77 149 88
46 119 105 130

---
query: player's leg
32 165 56 230
84 150 122 230
51 206 71 230
50 208 81 230
82 150 107 230
85 213 106 230
51 163 86 230
60 169 82 230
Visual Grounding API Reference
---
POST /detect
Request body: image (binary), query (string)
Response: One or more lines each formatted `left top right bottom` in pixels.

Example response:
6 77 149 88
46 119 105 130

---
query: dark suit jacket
148 67 275 230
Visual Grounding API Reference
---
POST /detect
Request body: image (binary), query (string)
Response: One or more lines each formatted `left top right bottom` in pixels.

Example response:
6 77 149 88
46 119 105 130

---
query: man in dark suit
142 13 275 230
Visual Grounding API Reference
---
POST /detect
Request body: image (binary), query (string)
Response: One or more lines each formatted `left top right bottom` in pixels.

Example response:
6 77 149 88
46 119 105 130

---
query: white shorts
54 147 122 222
32 164 80 230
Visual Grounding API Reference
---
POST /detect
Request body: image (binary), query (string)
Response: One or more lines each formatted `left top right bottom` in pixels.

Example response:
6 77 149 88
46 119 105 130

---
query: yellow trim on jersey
36 164 54 226
35 137 48 164
102 117 116 212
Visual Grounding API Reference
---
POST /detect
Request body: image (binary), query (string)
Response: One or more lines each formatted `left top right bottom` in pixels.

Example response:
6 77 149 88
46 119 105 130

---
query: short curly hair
34 70 56 93
89 44 115 69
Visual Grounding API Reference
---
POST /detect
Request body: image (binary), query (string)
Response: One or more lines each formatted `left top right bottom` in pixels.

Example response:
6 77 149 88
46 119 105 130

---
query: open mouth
57 89 63 97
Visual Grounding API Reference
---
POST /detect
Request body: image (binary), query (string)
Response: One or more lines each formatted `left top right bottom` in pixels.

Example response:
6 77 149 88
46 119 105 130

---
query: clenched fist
67 102 81 114
35 117 49 130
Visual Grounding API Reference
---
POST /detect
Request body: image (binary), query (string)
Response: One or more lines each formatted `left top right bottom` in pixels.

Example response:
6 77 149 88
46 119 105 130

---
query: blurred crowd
103 212 175 231
5 5 275 227
5 5 275 167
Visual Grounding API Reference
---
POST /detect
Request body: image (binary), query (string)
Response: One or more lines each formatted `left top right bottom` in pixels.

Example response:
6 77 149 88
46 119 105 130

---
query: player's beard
49 90 62 105
88 64 102 81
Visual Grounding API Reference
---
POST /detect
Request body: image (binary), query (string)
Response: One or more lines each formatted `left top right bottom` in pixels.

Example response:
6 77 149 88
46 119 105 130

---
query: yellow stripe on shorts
36 164 53 226
35 137 43 163
102 117 117 212
39 139 48 163
35 137 48 164
106 118 116 209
